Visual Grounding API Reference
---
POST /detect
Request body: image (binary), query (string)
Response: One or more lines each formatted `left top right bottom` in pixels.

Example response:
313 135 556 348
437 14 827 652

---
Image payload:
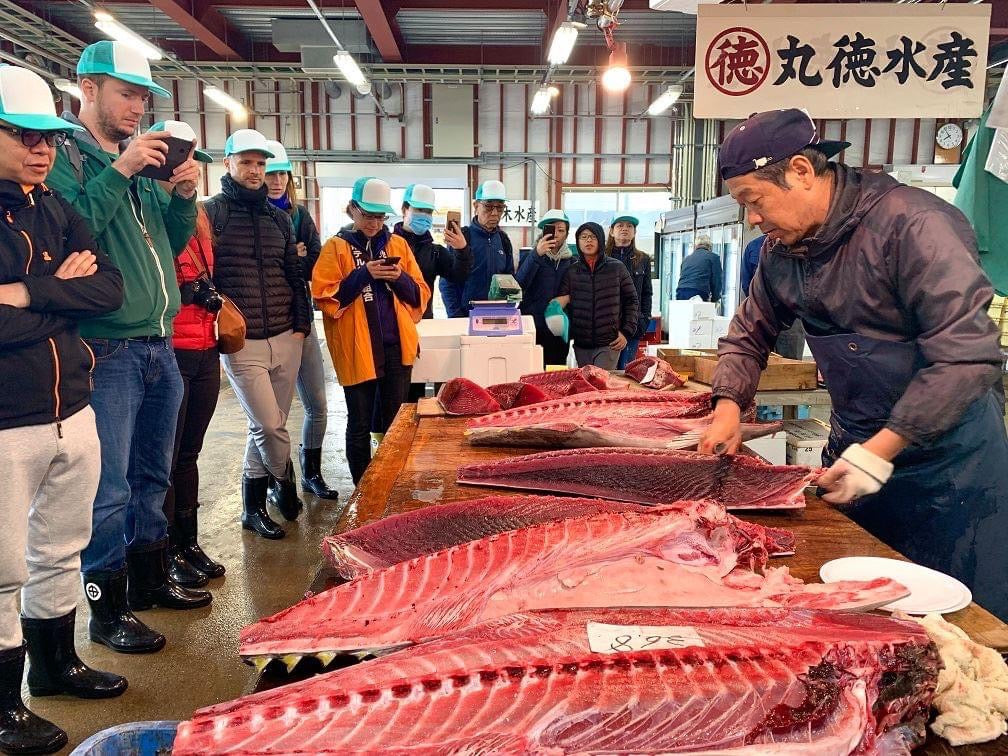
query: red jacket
172 230 218 351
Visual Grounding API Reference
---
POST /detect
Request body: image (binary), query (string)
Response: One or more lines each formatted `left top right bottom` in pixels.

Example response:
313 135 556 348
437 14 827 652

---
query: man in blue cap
47 40 209 659
700 108 1008 621
439 180 515 318
0 64 127 755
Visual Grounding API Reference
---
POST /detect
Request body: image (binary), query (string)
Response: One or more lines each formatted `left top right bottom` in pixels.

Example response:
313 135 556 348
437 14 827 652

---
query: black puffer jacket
393 222 472 319
609 246 653 338
0 180 123 430
206 175 310 340
559 254 639 349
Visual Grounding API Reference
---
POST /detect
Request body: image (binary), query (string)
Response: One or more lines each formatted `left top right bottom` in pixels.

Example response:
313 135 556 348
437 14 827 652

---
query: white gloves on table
819 443 895 504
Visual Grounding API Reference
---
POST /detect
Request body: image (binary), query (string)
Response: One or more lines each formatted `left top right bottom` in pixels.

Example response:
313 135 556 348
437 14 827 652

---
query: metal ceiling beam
354 0 404 62
145 0 252 60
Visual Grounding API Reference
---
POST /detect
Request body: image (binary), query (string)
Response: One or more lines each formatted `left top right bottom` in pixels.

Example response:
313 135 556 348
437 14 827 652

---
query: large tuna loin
240 502 907 658
459 447 817 510
467 413 782 450
177 607 940 755
468 389 713 430
322 494 797 579
624 355 686 389
519 364 612 397
485 381 552 409
436 377 501 416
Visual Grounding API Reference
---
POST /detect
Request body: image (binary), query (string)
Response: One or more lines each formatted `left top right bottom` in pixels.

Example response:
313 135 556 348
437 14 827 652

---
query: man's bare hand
698 399 742 455
367 260 402 281
113 130 169 178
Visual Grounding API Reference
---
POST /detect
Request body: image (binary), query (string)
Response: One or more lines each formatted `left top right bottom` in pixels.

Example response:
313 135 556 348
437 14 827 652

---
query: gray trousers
0 407 99 650
221 330 304 479
296 324 328 449
574 345 620 371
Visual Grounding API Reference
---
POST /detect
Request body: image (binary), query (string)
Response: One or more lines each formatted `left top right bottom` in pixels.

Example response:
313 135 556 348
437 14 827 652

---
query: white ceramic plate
819 556 972 615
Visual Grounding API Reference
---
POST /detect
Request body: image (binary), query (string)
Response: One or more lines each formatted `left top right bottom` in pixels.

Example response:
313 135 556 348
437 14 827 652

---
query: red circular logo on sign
705 27 770 96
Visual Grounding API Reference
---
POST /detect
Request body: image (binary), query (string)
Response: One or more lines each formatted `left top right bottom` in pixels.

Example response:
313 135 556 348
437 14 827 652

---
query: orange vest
312 232 430 387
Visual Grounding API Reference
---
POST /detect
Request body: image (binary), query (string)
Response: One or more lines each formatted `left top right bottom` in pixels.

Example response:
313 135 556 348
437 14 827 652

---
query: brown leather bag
183 244 246 355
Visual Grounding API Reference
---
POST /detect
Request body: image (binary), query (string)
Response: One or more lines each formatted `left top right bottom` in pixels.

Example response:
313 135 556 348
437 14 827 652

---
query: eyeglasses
0 125 68 148
349 202 388 222
480 203 506 215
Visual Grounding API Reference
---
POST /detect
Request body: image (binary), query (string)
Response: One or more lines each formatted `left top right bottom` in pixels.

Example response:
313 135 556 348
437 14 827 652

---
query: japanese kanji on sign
497 200 540 228
694 4 990 120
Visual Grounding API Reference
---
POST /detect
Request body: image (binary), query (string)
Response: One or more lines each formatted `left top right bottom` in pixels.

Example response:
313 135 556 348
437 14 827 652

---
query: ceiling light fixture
94 10 163 60
647 84 683 115
203 85 247 120
334 50 368 90
530 85 559 115
53 78 82 100
601 42 631 92
547 21 580 66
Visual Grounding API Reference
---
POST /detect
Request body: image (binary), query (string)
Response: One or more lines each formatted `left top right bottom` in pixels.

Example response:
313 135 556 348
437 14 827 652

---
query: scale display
468 301 524 336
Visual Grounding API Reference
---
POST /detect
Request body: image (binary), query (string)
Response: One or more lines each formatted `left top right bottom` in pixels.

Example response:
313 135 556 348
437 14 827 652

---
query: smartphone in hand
542 223 557 239
446 210 462 232
381 256 401 266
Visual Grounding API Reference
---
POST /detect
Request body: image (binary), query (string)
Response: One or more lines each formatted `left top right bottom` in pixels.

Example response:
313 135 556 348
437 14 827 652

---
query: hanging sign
497 200 541 227
694 4 990 120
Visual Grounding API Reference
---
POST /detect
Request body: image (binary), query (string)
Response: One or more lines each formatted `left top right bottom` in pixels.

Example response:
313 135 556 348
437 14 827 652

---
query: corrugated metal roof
217 6 361 44
614 10 697 47
396 9 547 47
25 2 191 42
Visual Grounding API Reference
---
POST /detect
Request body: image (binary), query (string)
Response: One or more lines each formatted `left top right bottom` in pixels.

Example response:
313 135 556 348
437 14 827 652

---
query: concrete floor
26 328 353 752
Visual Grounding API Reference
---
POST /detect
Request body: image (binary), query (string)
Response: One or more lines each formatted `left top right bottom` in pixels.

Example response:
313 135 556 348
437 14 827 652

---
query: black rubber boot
266 459 302 521
82 569 165 654
177 508 225 578
299 446 339 500
0 645 67 755
167 526 209 589
21 610 127 699
126 543 212 611
242 475 284 539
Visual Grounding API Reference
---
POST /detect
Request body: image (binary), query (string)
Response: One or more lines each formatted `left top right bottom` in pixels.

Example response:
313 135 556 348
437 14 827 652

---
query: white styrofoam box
784 419 831 467
668 299 717 322
461 341 542 386
743 432 787 466
415 317 470 350
411 348 461 384
687 319 714 349
650 280 661 315
711 316 732 341
460 330 536 347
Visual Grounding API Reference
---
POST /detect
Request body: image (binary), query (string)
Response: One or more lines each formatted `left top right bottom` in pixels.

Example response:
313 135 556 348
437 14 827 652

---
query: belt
127 335 167 343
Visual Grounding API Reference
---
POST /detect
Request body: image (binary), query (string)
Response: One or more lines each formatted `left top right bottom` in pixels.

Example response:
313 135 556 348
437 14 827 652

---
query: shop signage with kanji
694 4 990 119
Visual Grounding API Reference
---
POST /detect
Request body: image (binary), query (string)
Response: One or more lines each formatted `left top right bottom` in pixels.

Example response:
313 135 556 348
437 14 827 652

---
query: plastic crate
70 721 179 756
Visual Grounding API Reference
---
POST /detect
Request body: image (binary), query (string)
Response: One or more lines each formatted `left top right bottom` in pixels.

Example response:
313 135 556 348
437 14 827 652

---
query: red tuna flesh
178 607 938 755
436 377 502 416
458 447 817 510
519 365 612 398
321 494 797 579
485 381 553 410
624 355 687 389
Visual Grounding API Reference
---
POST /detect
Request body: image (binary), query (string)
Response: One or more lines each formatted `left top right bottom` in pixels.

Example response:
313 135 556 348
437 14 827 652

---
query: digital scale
468 300 524 336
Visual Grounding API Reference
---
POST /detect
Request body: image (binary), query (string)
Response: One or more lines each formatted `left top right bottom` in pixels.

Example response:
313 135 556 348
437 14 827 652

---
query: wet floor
26 328 354 752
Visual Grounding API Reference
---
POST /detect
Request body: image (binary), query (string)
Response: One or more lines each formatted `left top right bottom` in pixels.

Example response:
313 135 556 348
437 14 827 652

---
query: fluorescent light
547 22 579 65
601 43 631 93
94 10 163 61
530 87 552 115
54 78 82 100
203 85 247 120
647 84 682 115
334 50 368 89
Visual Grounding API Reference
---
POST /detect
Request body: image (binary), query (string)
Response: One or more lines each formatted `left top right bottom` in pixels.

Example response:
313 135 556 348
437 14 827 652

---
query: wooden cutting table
293 405 1008 755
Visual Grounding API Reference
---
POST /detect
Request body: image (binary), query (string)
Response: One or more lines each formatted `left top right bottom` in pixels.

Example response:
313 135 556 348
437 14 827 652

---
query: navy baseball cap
718 109 850 181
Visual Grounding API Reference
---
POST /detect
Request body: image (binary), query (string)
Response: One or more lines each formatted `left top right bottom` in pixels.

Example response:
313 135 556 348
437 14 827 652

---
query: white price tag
586 622 706 654
641 363 659 385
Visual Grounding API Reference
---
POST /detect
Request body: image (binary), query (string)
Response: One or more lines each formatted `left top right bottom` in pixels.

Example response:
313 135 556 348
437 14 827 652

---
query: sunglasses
0 125 68 148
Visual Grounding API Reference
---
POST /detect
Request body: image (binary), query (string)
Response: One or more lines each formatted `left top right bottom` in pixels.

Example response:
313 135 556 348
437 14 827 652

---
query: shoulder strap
60 139 85 185
204 198 230 239
291 205 302 235
263 202 293 248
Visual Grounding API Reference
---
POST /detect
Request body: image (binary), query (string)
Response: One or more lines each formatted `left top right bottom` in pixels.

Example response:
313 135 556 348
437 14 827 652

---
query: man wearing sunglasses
438 180 515 318
46 40 209 660
0 65 127 755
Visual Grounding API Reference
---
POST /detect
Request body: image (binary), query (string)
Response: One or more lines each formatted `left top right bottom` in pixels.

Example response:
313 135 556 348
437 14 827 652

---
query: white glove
818 443 894 505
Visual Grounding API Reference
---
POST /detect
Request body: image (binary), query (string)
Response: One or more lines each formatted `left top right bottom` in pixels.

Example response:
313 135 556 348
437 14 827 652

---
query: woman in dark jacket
264 140 338 501
517 209 573 367
553 222 639 371
607 215 653 369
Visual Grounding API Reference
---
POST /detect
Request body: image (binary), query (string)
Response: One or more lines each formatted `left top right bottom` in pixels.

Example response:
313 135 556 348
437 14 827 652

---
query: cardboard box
784 419 830 467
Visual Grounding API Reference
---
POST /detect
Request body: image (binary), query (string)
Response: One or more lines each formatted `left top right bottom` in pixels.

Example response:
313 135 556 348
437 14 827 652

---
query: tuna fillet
436 377 502 416
321 494 797 579
240 503 907 659
178 607 939 755
458 447 817 510
485 381 553 410
624 355 686 389
519 365 611 397
468 390 714 429
466 414 783 450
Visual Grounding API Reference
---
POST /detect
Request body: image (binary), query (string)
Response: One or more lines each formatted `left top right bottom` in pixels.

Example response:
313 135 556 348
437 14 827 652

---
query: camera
180 275 223 313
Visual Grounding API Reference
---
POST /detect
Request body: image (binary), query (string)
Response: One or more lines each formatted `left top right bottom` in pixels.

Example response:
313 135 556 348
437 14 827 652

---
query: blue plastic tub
70 721 179 756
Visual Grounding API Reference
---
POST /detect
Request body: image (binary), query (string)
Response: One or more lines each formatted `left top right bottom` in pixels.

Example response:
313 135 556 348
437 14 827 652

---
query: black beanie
575 222 606 255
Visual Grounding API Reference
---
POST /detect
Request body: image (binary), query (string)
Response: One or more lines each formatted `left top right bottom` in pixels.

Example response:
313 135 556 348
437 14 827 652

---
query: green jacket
46 114 196 338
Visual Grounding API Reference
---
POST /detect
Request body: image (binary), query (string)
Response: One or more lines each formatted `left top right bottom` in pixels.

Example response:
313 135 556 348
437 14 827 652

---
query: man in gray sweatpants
205 129 311 540
0 63 127 754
